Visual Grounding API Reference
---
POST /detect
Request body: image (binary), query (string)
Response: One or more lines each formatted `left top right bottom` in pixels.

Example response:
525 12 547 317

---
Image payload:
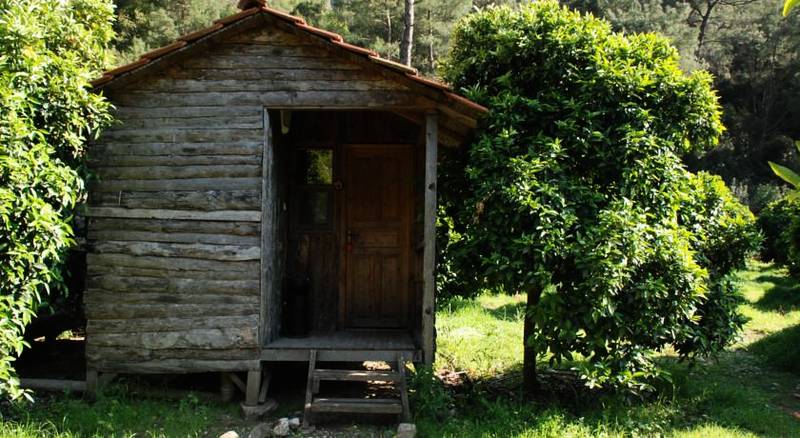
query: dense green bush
440 1 757 392
758 197 800 272
0 0 114 399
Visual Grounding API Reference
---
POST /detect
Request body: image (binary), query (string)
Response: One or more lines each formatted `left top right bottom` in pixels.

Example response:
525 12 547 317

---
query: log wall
85 15 423 374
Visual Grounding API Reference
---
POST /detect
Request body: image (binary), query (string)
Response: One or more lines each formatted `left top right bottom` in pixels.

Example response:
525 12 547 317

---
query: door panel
343 146 412 328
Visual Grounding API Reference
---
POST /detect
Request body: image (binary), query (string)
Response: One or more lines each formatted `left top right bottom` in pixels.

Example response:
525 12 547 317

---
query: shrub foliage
0 0 114 399
440 1 759 391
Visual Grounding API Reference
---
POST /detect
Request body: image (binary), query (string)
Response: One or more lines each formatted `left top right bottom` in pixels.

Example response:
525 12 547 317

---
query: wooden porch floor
261 330 419 362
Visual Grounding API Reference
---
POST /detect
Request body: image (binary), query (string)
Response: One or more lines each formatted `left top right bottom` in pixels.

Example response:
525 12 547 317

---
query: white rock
219 432 240 438
247 423 271 438
288 417 301 429
272 418 291 437
396 423 417 438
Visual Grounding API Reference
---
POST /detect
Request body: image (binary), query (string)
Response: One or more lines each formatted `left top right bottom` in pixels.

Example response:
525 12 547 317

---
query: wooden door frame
337 143 415 330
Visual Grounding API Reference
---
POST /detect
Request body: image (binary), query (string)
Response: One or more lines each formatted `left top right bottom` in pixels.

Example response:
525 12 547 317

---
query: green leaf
784 0 799 16
769 161 800 187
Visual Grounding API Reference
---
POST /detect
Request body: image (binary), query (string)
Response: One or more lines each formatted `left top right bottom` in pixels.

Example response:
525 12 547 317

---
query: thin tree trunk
400 0 415 66
522 287 540 396
428 9 434 71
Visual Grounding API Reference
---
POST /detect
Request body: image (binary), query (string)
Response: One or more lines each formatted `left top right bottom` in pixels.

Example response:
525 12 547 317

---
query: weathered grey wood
261 109 278 345
113 105 261 119
89 190 260 211
258 369 271 404
100 129 262 144
109 116 264 130
303 350 317 428
89 155 261 167
397 354 411 422
313 369 402 383
308 398 403 414
182 55 361 70
91 142 262 157
94 165 261 180
111 91 432 109
261 349 421 362
86 303 258 319
91 178 262 193
87 315 258 334
92 241 260 261
229 373 247 393
84 291 258 306
89 218 260 236
87 253 260 274
422 112 438 366
132 78 405 93
85 370 98 398
221 373 235 403
86 346 259 361
87 275 258 295
88 230 260 246
88 327 257 349
87 264 259 281
245 369 262 406
165 68 385 82
89 359 261 374
21 379 87 393
217 43 335 57
87 207 261 221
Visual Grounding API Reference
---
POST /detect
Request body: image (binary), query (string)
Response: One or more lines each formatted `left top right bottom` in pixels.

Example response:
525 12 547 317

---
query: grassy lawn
1 260 798 437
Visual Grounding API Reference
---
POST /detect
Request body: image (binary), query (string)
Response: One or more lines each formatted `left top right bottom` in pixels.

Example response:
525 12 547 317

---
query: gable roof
92 5 487 122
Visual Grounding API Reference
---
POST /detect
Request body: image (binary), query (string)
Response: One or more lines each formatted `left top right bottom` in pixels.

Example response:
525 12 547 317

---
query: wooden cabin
85 1 485 413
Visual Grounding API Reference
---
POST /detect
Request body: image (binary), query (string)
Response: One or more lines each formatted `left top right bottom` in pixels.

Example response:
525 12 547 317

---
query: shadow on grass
748 323 800 375
485 301 527 322
753 274 800 312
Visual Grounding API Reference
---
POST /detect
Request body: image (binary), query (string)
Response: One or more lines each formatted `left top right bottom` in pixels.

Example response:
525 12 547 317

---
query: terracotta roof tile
445 91 488 113
180 23 224 42
407 73 450 92
369 55 418 75
140 41 188 60
105 58 150 77
260 6 306 24
90 75 115 87
332 40 377 57
214 7 261 25
296 23 343 42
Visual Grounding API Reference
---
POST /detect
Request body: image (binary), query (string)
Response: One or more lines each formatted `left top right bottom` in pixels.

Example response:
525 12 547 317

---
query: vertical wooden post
85 370 98 399
245 369 262 406
261 109 276 345
422 112 438 366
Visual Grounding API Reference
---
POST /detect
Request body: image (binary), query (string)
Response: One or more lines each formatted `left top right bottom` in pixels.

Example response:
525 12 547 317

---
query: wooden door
342 145 413 328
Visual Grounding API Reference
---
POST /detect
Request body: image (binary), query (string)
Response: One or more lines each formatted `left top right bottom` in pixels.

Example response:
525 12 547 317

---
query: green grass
418 260 800 437
2 261 798 437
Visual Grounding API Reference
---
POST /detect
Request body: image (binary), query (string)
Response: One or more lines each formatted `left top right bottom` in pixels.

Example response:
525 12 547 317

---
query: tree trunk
400 0 415 66
522 287 539 396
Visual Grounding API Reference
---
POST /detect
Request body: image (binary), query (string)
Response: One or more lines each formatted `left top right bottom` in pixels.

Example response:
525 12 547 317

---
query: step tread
313 369 402 382
309 397 403 414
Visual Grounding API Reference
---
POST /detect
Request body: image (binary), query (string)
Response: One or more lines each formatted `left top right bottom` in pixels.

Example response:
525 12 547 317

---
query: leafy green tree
441 1 756 393
0 0 114 399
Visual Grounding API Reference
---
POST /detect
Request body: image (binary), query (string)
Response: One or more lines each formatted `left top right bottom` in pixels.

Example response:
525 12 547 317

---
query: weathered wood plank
89 190 260 212
130 79 407 93
86 303 258 319
88 230 259 246
164 68 384 82
182 55 361 70
111 115 264 130
88 359 261 374
423 112 438 366
262 109 278 345
87 315 258 334
89 155 261 167
92 241 260 261
90 178 262 193
91 141 262 156
88 218 260 236
88 327 257 349
86 275 259 296
216 43 333 57
86 346 259 361
87 253 260 274
95 165 261 181
99 129 263 144
84 290 258 305
87 264 259 281
110 91 432 109
113 105 261 120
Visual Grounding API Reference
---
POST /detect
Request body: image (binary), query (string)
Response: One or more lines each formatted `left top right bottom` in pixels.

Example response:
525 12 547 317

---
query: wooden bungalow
85 0 485 418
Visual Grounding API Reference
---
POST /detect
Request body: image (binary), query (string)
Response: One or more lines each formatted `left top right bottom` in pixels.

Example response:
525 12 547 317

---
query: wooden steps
303 349 410 426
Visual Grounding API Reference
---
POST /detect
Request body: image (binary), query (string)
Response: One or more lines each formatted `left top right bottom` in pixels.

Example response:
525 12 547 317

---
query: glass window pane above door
296 149 333 185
